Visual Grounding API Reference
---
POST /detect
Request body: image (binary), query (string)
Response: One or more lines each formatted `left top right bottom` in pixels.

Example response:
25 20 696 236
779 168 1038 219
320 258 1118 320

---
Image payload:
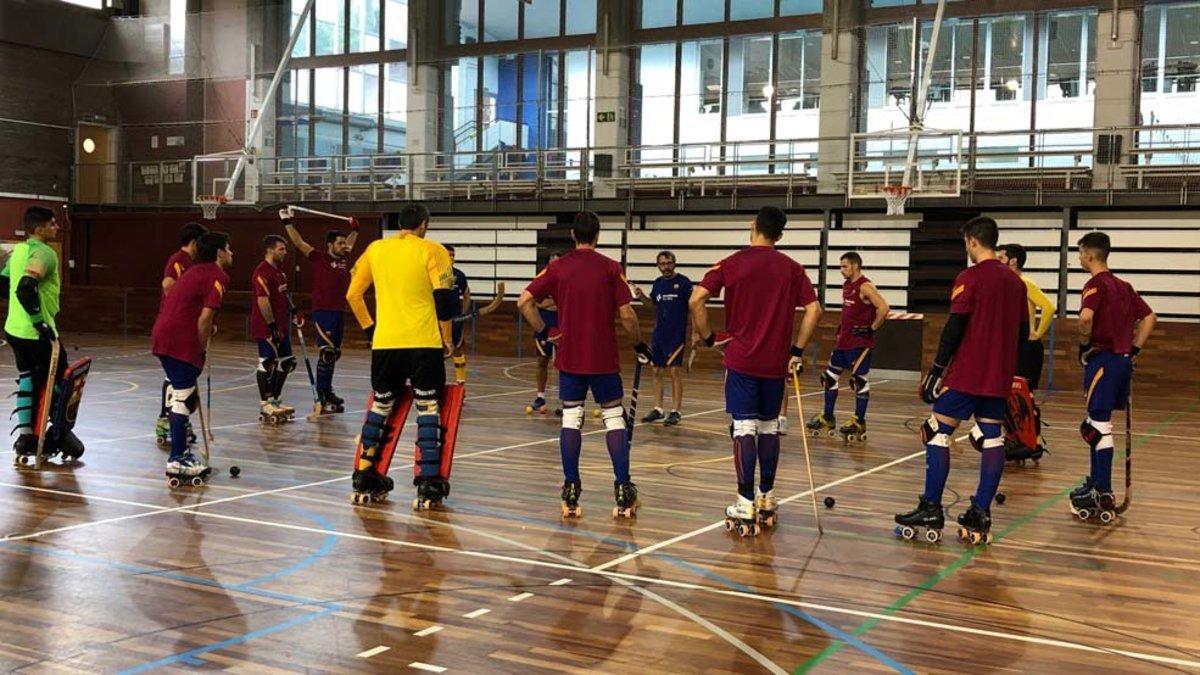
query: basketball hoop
882 185 913 216
198 194 226 220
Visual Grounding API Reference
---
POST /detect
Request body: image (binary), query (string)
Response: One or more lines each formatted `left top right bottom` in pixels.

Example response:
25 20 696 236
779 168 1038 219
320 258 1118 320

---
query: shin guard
560 405 584 482
12 371 35 436
732 418 759 500
353 387 412 479
757 418 781 493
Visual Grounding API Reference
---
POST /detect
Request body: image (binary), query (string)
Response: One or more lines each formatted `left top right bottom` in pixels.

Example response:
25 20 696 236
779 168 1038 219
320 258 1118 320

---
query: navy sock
734 434 757 500
922 445 951 505
605 428 630 484
1095 448 1114 493
168 411 190 462
757 431 780 493
855 392 869 422
975 447 1005 509
316 361 333 391
823 387 838 418
560 428 582 482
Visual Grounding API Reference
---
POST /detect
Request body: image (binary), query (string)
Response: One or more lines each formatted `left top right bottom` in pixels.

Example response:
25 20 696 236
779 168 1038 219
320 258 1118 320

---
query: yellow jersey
1020 273 1056 340
346 233 453 349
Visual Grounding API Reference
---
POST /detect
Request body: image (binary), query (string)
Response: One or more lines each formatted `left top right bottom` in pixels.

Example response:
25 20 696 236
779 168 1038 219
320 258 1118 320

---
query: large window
563 50 595 151
776 31 821 141
279 69 311 157
313 67 346 155
682 0 723 25
640 0 676 28
385 0 407 49
679 40 723 151
731 0 773 21
1141 2 1200 126
634 43 677 176
314 2 345 56
349 0 381 53
291 0 310 57
348 64 380 155
384 63 407 152
524 0 561 39
484 0 519 42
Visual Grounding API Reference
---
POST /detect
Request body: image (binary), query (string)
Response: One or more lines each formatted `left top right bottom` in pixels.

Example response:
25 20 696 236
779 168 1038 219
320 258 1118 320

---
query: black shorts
1016 338 1044 390
5 332 67 387
371 348 445 400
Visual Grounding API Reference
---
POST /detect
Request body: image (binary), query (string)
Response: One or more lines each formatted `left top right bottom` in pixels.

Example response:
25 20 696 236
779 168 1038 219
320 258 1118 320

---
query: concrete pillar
592 0 633 198
817 0 861 194
407 0 442 198
1091 7 1140 190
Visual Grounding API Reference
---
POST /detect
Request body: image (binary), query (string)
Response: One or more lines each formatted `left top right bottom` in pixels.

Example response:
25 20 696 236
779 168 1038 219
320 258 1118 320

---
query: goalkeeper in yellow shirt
999 244 1056 389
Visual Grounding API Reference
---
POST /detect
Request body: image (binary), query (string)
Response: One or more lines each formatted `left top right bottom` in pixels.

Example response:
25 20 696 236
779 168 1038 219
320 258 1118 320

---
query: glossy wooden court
2 334 1199 673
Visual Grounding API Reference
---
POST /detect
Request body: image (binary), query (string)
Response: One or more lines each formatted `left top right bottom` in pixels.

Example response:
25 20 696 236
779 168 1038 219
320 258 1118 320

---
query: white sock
537 391 545 398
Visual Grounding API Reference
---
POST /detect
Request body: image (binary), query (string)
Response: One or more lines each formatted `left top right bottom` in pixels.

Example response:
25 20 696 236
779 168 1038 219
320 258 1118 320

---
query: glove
292 312 305 329
33 321 56 342
702 331 733 352
348 217 360 231
1130 344 1141 369
268 322 282 345
920 363 946 404
851 326 875 337
535 326 562 346
278 207 294 224
634 342 652 365
1078 342 1095 367
364 324 375 345
787 346 804 375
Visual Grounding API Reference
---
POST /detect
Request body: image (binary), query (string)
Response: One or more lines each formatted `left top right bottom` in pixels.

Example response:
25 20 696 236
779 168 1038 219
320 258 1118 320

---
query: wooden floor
2 334 1199 674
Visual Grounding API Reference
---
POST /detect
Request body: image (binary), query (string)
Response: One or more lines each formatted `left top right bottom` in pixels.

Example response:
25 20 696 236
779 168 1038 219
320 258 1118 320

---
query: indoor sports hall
1 0 1199 672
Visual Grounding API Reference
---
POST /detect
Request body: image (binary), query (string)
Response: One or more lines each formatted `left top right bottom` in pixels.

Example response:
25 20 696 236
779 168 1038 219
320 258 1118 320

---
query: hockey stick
284 295 323 422
1116 376 1133 514
791 369 824 535
204 338 215 443
626 359 645 452
450 283 506 324
195 388 213 469
32 339 61 470
286 204 354 223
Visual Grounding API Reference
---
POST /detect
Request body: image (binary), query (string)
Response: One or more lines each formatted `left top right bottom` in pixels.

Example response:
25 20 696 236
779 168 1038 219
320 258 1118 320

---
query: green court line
795 402 1198 673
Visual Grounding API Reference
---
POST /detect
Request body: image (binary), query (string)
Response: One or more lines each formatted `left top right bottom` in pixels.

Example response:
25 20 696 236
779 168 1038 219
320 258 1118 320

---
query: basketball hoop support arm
902 0 947 189
223 0 315 202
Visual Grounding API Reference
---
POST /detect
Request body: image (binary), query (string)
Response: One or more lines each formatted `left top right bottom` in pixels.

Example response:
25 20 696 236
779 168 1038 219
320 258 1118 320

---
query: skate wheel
190 476 205 487
847 434 858 442
761 514 777 528
539 407 548 415
1099 510 1114 524
725 518 735 532
155 438 168 447
826 429 837 438
859 433 868 442
925 529 941 543
1075 508 1091 521
897 525 915 540
167 477 182 488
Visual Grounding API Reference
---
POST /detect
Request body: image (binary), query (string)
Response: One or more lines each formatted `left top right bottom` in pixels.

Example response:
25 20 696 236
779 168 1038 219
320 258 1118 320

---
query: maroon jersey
307 248 350 312
524 248 633 375
250 260 289 340
836 275 877 350
152 262 229 368
699 246 819 379
942 258 1028 398
162 249 195 288
1081 271 1152 354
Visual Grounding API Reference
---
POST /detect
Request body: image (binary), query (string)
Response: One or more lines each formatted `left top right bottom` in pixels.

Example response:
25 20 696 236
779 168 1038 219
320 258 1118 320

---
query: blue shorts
650 338 685 368
257 336 293 361
312 310 344 349
158 355 201 390
933 388 1006 422
559 371 623 405
830 347 872 376
725 368 785 420
1084 351 1133 414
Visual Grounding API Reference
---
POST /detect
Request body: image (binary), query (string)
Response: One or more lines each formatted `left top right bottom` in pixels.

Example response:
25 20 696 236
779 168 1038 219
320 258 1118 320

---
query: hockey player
690 206 822 535
896 216 1027 545
998 243 1056 389
446 245 471 383
280 209 358 412
518 212 651 519
346 203 458 506
2 207 70 461
633 250 692 426
154 222 207 447
1071 231 1155 521
151 231 233 482
251 235 296 423
527 252 560 415
806 252 889 442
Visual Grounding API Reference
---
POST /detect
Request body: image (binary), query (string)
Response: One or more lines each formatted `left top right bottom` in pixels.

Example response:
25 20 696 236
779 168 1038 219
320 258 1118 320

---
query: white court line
356 646 390 658
408 662 446 673
549 578 572 586
413 625 443 637
507 592 534 602
462 608 491 619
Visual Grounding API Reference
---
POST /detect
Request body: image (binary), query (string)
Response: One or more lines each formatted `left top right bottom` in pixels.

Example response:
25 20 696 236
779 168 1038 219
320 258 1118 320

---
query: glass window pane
682 0 722 25
780 0 820 15
975 15 1031 167
520 52 557 148
386 0 407 49
279 69 310 157
384 63 407 152
1035 10 1094 167
446 57 479 155
291 0 310 58
482 54 522 150
348 63 380 154
640 0 675 28
731 0 772 21
634 43 677 176
313 67 345 154
679 40 723 153
564 50 593 151
989 16 1027 104
485 0 519 41
1141 2 1200 131
349 0 380 53
524 0 561 38
870 0 916 6
446 0 478 44
1141 6 1161 94
314 1 345 55
565 0 596 34
777 31 821 139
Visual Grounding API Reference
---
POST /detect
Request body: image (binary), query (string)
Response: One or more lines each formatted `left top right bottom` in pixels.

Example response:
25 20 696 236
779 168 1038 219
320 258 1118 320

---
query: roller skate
57 429 85 462
155 416 170 448
165 453 211 488
524 396 549 415
612 481 639 519
838 417 867 443
259 400 292 425
805 413 837 438
561 480 582 518
350 468 394 505
319 389 345 414
1069 476 1095 501
641 408 664 423
273 398 295 417
956 499 993 545
778 415 789 436
1069 489 1117 524
893 496 944 543
412 476 449 511
12 434 42 468
755 489 779 528
664 410 682 427
724 494 761 537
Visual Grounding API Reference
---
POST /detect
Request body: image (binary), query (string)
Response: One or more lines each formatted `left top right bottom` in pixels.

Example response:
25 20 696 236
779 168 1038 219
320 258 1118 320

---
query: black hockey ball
824 496 835 508
229 465 241 478
995 492 1006 505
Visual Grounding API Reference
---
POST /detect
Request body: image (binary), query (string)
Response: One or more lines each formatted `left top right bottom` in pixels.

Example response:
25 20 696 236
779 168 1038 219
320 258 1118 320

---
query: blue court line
453 502 910 673
231 505 339 590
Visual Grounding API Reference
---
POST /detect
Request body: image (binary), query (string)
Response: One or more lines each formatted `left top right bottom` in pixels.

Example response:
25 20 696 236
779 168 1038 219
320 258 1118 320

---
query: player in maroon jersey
154 222 207 448
806 251 889 442
251 235 295 423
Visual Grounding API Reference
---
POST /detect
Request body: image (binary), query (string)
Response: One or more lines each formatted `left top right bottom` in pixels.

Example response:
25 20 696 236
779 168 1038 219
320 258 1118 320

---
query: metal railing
72 123 1200 207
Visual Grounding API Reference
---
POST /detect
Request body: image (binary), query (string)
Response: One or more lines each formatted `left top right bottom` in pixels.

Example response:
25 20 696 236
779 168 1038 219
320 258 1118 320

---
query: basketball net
198 195 226 220
882 185 913 216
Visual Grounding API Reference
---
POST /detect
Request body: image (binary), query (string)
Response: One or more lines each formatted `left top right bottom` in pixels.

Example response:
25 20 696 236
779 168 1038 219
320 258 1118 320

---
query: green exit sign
596 111 616 123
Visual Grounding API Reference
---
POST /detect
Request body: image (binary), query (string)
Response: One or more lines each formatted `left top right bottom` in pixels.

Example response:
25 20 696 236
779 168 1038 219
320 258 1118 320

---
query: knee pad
561 405 584 430
170 385 199 416
278 356 297 375
257 357 277 374
602 405 626 432
1080 417 1113 450
921 415 952 448
318 346 340 365
969 421 1004 452
851 375 869 394
758 417 780 435
732 418 759 438
369 389 396 416
820 370 839 391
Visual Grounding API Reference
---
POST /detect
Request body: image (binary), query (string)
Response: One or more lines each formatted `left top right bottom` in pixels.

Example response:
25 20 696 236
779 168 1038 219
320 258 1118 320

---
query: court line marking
356 646 390 658
413 625 443 637
408 661 447 673
549 578 572 586
507 592 534 602
462 608 491 619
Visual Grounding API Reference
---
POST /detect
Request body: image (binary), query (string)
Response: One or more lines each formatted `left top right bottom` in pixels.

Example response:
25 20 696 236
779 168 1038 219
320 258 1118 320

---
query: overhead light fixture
82 138 96 154
762 84 775 98
706 84 722 92
1005 79 1020 91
